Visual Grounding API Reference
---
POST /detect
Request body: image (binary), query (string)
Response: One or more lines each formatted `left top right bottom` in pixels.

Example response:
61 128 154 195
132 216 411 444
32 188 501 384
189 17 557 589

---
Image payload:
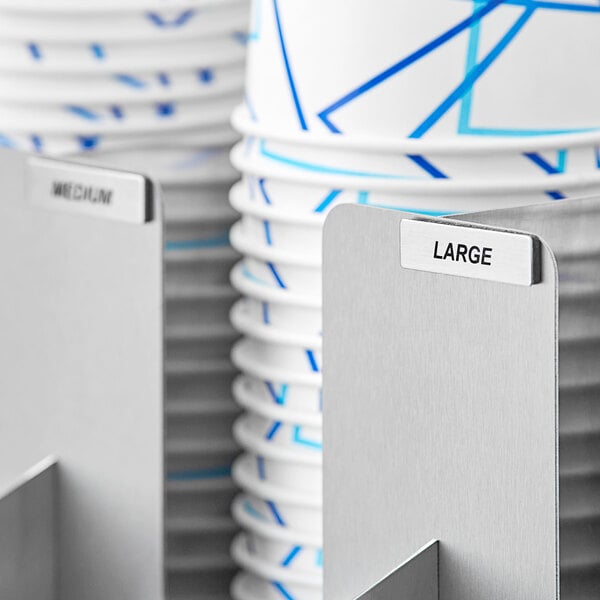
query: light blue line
292 425 322 450
259 140 424 180
165 233 229 251
248 0 262 40
411 5 535 138
263 220 273 245
462 125 600 136
242 266 271 287
314 189 342 212
316 548 323 568
504 0 600 11
243 499 268 521
114 73 147 89
266 381 288 405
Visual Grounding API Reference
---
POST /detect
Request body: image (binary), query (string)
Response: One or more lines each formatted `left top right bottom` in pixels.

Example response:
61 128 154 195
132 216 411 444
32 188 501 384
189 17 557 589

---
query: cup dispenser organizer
323 200 600 600
0 147 240 600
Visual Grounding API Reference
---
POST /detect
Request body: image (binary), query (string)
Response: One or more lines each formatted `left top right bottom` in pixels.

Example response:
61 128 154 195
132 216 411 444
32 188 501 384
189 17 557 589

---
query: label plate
27 156 151 224
400 219 539 286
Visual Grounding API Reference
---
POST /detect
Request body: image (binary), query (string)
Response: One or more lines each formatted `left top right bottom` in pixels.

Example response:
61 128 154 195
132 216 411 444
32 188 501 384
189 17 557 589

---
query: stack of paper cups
0 1 249 598
229 1 600 598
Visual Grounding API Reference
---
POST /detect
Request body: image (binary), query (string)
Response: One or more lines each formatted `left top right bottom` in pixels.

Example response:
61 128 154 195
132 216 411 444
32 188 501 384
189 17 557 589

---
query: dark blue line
30 135 43 152
545 190 566 200
266 381 286 405
596 146 600 169
158 72 171 87
267 500 286 526
90 44 105 60
67 105 100 121
272 582 294 600
281 545 302 566
27 42 42 61
78 135 101 151
267 262 286 288
523 151 561 174
114 73 146 89
157 102 175 117
306 350 320 373
410 6 535 138
406 155 448 178
263 220 273 245
314 189 342 213
257 455 266 480
198 68 214 84
272 0 308 130
262 302 271 324
146 9 197 28
266 421 283 440
258 178 272 205
317 0 505 133
110 105 124 120
167 465 232 481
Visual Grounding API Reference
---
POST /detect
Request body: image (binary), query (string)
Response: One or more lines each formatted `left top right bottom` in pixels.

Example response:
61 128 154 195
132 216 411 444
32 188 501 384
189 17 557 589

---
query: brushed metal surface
400 219 538 286
0 148 164 600
27 155 151 224
0 457 57 600
323 205 558 600
355 540 439 600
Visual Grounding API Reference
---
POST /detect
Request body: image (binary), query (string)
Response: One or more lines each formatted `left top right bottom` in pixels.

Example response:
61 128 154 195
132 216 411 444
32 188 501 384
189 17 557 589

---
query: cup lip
232 105 600 156
231 222 322 267
232 454 323 507
233 417 322 465
231 143 600 194
233 375 321 427
230 262 321 309
230 300 322 350
0 0 244 12
232 494 321 546
230 181 324 227
232 339 322 387
231 533 323 587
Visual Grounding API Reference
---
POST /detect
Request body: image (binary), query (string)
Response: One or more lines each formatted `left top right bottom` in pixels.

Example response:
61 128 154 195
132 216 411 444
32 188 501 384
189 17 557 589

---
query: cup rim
231 143 600 194
233 417 322 466
230 181 325 227
231 533 323 587
231 300 322 350
232 494 321 546
232 454 323 506
230 262 321 309
233 375 321 427
231 222 322 267
232 339 322 386
232 105 600 156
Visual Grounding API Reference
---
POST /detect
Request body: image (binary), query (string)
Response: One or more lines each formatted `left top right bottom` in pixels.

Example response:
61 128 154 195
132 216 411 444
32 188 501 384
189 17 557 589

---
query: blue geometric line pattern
316 548 323 568
110 105 124 120
272 0 308 130
272 582 295 600
158 72 171 87
248 0 262 40
262 301 271 324
281 545 302 566
545 190 566 200
315 0 600 137
90 44 106 60
114 73 147 89
317 0 505 133
198 68 214 84
257 455 267 480
263 220 273 245
292 425 322 450
523 150 567 173
27 42 42 61
258 177 273 204
406 154 448 178
357 191 456 216
313 189 343 212
267 262 287 288
266 381 289 405
265 420 283 440
243 498 269 521
145 10 197 28
31 135 43 153
305 350 320 373
156 102 176 117
78 135 101 150
267 500 286 525
67 105 101 121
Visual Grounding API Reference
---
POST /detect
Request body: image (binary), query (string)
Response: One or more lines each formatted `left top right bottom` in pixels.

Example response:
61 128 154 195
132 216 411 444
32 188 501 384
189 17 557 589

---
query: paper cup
0 0 243 12
167 437 239 480
168 477 237 521
0 3 249 43
0 34 245 73
166 246 239 291
166 291 238 336
230 222 321 297
232 571 321 600
245 0 600 138
232 494 322 573
233 417 322 493
232 534 322 598
163 181 238 223
166 325 239 363
166 359 237 404
167 399 240 443
232 143 600 214
232 455 321 533
233 105 600 182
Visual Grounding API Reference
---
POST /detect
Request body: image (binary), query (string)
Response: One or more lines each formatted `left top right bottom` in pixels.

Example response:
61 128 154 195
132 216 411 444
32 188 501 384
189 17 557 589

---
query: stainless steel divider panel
0 148 164 600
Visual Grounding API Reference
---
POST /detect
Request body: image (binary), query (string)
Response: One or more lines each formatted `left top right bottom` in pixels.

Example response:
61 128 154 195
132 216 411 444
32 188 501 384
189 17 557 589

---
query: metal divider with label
0 148 164 600
323 198 600 600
